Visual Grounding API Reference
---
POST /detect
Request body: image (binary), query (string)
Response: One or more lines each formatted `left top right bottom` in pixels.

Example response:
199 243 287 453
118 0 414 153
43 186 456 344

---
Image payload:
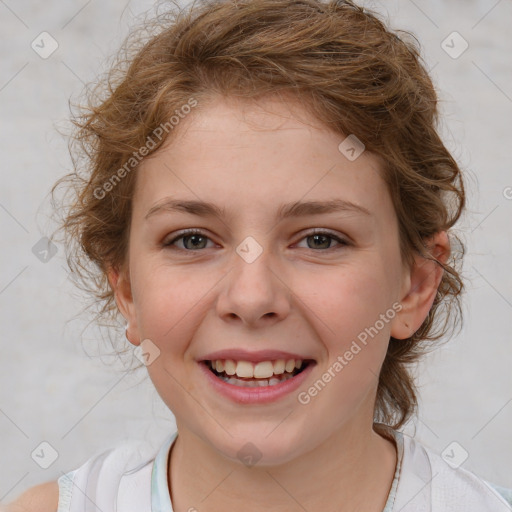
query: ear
390 231 451 339
107 265 140 346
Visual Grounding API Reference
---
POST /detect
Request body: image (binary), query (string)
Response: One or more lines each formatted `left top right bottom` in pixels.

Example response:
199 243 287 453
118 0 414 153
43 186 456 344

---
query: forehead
134 96 392 223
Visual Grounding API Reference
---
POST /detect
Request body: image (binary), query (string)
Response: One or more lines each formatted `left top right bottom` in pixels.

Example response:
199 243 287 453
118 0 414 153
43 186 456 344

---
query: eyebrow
144 198 372 220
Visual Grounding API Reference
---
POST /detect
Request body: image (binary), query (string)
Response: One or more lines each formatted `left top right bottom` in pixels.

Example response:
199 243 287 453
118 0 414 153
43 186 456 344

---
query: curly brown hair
51 0 466 430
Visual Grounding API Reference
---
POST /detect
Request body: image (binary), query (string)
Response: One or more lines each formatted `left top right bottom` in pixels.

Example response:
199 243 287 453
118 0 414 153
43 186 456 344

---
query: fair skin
4 95 449 511
2 482 59 511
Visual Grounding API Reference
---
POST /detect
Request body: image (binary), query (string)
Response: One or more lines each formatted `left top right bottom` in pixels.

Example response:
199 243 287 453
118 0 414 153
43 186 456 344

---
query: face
113 95 431 466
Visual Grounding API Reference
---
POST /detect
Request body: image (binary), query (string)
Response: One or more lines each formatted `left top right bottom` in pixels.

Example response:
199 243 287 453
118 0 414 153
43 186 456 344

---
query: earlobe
107 266 140 346
390 231 450 340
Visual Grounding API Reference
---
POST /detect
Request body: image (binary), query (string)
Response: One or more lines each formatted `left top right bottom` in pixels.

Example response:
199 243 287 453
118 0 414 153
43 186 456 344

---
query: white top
57 424 512 511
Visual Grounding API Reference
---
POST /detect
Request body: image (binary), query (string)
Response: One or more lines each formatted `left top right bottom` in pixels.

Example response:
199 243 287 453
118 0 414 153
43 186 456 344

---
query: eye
162 229 215 251
162 228 350 252
296 229 349 251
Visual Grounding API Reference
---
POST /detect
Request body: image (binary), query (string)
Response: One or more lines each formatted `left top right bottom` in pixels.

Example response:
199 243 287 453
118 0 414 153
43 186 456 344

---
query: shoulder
487 483 512 507
1 481 59 512
402 434 512 511
58 437 164 510
2 434 175 512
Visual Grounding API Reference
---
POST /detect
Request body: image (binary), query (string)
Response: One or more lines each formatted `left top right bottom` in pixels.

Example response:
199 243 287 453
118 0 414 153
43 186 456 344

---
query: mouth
200 358 316 388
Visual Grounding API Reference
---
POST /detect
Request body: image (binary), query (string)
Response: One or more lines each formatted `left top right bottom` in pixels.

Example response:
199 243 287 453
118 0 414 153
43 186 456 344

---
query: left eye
295 230 349 250
163 229 348 251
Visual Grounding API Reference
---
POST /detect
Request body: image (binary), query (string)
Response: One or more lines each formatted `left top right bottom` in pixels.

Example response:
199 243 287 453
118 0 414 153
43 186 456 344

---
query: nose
215 244 291 328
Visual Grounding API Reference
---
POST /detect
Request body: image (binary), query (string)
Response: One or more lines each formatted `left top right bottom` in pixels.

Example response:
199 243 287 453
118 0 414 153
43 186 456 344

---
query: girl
6 0 512 510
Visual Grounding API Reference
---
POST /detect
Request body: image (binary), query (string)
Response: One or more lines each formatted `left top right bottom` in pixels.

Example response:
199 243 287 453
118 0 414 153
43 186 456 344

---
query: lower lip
197 361 316 404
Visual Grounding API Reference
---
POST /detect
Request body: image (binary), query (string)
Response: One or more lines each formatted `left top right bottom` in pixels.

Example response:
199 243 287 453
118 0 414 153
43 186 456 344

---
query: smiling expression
113 94 413 464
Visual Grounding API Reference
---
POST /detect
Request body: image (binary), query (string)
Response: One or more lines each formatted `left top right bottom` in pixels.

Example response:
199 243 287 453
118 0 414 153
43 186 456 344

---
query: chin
212 430 306 468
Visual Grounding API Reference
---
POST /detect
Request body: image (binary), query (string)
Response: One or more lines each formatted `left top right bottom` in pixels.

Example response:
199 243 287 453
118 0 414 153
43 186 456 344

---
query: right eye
162 229 216 251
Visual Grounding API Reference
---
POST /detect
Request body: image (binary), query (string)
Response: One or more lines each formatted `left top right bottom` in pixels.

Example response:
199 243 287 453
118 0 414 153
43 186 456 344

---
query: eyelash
162 228 350 252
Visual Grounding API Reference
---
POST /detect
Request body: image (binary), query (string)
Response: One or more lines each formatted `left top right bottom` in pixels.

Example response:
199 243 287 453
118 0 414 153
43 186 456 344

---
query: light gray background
1 0 511 502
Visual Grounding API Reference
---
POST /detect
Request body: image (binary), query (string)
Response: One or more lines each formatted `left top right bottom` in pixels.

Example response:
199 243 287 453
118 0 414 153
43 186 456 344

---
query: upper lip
198 349 316 363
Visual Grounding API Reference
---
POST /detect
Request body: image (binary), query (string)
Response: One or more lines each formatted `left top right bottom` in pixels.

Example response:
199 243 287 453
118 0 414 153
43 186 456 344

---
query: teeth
224 359 236 375
208 358 306 379
273 359 285 375
220 373 296 387
285 359 296 373
236 361 255 378
253 361 274 379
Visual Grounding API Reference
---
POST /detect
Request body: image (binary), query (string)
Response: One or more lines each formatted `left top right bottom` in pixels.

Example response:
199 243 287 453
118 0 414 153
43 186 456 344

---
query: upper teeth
210 359 304 379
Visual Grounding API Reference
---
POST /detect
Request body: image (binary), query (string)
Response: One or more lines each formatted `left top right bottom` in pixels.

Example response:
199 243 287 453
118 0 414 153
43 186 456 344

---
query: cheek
132 262 201 349
299 263 391 425
303 264 394 340
296 268 393 416
132 265 206 402
298 262 396 399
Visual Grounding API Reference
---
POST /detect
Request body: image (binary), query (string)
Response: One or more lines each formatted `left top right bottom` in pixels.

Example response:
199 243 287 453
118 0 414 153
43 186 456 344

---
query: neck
168 420 397 512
